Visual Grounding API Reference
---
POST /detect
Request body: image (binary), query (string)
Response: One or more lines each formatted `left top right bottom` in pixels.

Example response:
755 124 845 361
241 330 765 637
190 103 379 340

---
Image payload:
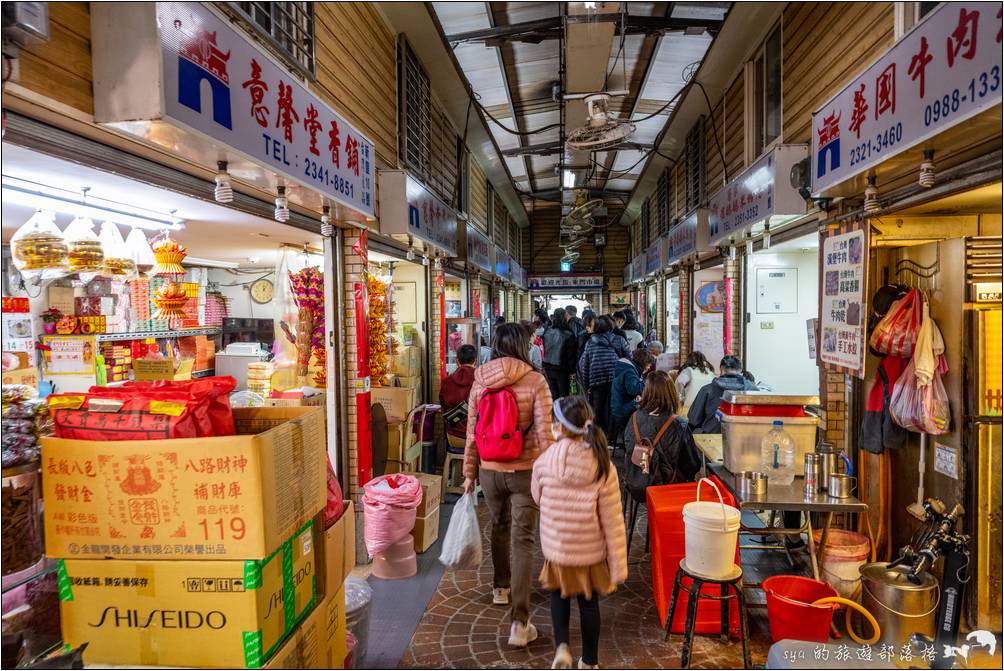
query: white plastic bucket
682 478 741 579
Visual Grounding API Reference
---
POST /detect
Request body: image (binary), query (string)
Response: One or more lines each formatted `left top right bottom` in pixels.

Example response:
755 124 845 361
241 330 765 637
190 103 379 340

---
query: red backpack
474 387 532 462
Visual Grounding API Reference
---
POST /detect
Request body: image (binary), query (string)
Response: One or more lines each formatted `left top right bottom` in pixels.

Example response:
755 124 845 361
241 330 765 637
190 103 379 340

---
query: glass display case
445 318 480 375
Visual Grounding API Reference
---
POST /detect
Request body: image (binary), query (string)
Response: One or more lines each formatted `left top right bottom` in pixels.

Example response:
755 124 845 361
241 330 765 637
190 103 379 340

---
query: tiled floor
399 502 775 669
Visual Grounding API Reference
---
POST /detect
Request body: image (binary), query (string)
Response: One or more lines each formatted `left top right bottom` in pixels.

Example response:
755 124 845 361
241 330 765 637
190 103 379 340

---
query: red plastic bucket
762 575 838 642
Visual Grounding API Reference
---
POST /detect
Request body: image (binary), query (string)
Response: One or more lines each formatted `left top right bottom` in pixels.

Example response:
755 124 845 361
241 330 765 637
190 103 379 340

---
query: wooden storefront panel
16 2 93 114
469 156 489 231
723 72 745 180
314 3 397 168
782 2 895 144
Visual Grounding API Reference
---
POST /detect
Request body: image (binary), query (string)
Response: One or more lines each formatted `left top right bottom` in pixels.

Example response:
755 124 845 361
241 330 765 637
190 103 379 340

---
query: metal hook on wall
895 244 941 293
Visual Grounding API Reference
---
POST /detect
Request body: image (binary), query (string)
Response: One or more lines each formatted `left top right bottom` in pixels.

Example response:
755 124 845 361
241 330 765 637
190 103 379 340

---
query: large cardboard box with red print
41 407 327 560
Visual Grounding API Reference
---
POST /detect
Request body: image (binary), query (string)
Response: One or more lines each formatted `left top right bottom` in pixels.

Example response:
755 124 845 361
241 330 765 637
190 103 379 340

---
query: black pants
544 365 571 401
609 413 628 449
589 382 613 434
550 590 600 666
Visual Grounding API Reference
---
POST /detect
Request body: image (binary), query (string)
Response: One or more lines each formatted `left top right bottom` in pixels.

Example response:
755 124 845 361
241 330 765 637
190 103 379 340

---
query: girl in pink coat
532 396 628 669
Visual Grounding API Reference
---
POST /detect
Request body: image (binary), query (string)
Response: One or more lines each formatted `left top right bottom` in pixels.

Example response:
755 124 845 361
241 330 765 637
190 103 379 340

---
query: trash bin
344 577 372 667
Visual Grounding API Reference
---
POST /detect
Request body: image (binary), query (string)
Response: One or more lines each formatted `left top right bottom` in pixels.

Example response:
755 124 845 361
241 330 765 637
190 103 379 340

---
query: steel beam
446 15 724 45
502 140 652 157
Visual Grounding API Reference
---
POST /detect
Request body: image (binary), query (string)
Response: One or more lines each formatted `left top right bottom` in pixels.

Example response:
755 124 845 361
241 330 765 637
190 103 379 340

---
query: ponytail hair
554 396 611 482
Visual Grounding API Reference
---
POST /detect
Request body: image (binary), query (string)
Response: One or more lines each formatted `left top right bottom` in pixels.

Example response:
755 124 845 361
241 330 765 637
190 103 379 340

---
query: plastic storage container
720 391 820 475
344 577 373 668
762 575 838 643
682 478 741 578
760 421 796 485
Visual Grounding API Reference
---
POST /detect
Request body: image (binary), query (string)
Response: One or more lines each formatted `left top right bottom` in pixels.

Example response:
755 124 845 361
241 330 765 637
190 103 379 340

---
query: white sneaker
492 587 510 605
551 643 573 669
577 659 599 670
508 621 538 647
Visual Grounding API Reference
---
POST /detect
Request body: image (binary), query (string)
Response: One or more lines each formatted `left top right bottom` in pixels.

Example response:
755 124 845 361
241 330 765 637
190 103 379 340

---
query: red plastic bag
49 392 200 441
108 377 236 436
86 386 213 437
869 288 923 357
325 456 345 529
889 360 951 435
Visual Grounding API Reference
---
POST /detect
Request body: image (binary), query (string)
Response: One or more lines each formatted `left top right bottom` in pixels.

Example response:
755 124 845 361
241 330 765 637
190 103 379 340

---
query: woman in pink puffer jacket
532 396 627 670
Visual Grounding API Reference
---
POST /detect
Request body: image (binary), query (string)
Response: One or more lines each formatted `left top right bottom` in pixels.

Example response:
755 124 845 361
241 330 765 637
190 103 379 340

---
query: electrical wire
694 80 729 185
603 10 627 91
471 92 562 137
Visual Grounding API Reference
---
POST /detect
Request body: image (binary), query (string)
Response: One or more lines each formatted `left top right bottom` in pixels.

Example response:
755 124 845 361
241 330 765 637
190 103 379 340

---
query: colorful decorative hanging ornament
152 233 187 276
152 281 189 319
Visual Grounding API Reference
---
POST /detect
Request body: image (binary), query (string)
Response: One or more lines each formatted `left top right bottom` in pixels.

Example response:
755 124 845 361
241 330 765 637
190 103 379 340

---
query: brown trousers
480 468 538 625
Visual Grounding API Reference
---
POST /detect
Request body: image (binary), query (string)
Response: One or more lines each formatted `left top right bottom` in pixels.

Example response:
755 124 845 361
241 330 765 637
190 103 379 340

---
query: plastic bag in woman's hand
439 492 482 570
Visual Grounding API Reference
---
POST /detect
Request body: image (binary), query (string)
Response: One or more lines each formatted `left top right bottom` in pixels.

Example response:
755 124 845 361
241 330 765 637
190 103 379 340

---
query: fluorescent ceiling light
562 170 576 189
1 176 185 231
182 256 239 269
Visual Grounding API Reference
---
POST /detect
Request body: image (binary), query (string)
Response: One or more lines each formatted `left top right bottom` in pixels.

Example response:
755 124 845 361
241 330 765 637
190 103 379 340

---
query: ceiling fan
566 93 636 151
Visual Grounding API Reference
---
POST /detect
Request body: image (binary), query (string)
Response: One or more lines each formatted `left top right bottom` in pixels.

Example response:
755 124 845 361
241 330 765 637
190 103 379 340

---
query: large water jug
760 420 795 485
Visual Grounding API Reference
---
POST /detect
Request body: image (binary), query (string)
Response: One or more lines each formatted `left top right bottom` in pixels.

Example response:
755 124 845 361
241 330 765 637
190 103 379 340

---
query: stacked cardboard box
42 407 336 668
411 474 442 553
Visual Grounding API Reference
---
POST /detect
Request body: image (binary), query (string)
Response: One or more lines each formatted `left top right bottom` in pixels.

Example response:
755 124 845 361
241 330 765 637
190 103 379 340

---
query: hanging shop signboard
510 262 525 289
811 2 1003 196
466 225 494 274
819 221 868 378
645 240 663 276
631 255 645 283
495 249 511 280
378 171 458 257
708 145 808 247
667 211 698 265
92 2 375 219
528 274 604 291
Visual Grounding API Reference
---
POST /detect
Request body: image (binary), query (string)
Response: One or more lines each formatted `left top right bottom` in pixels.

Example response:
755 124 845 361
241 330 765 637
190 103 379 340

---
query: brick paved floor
400 502 773 669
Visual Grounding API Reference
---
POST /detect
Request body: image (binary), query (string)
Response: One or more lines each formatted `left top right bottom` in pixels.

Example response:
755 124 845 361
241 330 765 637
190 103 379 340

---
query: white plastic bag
439 492 482 570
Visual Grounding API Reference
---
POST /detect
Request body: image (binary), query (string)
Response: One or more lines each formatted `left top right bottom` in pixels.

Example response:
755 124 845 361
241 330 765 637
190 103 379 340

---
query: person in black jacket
541 309 576 399
576 310 596 355
624 371 703 503
687 355 757 433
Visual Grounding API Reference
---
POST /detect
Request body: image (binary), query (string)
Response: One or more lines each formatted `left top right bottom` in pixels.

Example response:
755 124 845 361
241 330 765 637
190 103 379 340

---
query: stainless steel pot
736 471 768 501
860 563 938 647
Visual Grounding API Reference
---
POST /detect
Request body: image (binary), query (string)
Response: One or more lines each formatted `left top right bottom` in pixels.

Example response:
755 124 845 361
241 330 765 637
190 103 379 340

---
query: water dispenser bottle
760 420 795 485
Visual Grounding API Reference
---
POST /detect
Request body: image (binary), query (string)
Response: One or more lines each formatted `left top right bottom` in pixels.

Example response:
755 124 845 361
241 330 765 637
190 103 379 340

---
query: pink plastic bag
362 474 423 556
889 360 950 435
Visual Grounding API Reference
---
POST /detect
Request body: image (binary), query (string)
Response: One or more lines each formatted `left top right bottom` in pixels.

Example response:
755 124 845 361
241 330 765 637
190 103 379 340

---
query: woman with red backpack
463 322 554 648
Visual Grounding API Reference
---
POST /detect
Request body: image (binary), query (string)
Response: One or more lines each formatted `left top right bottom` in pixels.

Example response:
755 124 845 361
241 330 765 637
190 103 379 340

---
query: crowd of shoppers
441 304 757 668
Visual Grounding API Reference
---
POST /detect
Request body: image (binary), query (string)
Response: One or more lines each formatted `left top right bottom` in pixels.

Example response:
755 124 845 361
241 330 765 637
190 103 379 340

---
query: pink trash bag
362 474 423 557
889 360 951 435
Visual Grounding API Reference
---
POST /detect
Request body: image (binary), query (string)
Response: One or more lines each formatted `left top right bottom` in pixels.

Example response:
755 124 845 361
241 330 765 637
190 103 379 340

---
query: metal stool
664 559 750 669
442 434 480 498
623 489 650 556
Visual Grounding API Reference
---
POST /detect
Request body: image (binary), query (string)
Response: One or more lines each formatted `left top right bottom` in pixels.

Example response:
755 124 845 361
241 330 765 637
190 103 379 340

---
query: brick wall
430 267 445 464
724 255 743 356
340 228 369 564
655 275 666 344
821 369 847 452
678 266 693 357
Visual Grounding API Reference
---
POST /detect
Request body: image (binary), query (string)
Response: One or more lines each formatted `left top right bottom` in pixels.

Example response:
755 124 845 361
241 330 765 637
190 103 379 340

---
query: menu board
819 222 867 377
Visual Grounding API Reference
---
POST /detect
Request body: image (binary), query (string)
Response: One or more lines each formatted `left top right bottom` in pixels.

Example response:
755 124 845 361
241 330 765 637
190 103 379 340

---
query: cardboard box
315 500 355 600
371 386 416 422
414 473 442 517
267 392 326 408
1 366 39 388
386 420 421 470
62 520 318 669
264 586 346 669
393 374 422 390
132 357 195 381
391 345 422 376
42 407 327 560
412 507 440 553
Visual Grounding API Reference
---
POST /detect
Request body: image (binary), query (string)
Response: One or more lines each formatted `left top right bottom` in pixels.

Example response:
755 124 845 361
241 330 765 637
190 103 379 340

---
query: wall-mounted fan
566 94 636 151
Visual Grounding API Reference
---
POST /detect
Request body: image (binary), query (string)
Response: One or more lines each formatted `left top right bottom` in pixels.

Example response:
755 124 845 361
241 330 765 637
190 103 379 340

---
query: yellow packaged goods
315 500 355 599
132 358 194 381
59 520 317 669
264 586 346 669
41 407 327 560
266 392 325 408
414 473 442 517
391 345 422 376
371 386 416 423
412 508 440 553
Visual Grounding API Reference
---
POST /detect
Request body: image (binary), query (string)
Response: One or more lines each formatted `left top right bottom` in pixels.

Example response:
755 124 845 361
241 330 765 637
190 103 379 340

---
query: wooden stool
664 559 750 669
